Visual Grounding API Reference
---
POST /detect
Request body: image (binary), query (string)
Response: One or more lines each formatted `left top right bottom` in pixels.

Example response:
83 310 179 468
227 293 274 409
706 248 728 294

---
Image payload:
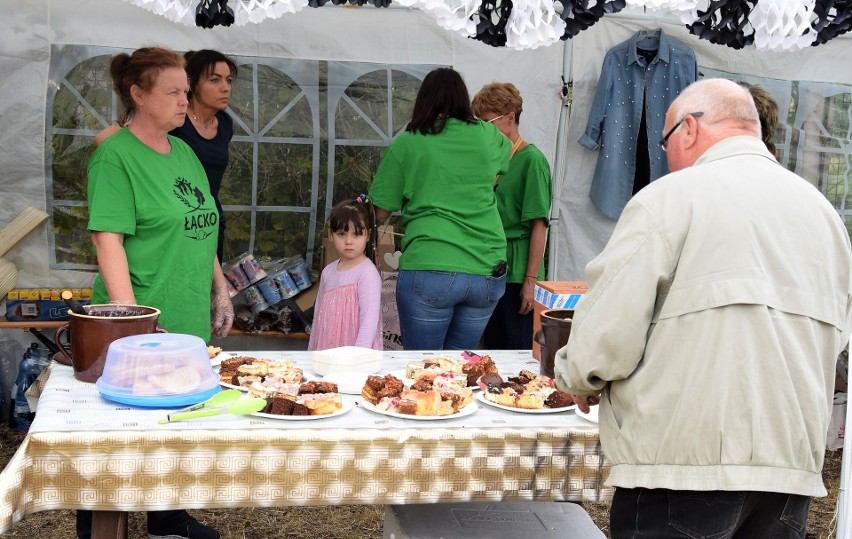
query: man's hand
571 393 600 414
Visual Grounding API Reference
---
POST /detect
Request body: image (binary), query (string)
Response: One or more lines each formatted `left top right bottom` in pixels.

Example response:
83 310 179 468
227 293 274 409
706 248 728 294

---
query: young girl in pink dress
308 197 383 350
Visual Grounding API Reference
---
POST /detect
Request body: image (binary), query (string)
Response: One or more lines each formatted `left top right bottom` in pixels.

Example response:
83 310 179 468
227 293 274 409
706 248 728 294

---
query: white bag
381 271 403 351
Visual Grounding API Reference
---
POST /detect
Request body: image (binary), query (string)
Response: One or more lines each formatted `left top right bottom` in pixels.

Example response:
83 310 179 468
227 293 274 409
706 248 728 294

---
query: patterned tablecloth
0 350 611 532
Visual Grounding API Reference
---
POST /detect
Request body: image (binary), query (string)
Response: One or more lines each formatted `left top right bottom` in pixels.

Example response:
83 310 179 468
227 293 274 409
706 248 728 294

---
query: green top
87 128 218 341
495 144 552 283
369 119 511 275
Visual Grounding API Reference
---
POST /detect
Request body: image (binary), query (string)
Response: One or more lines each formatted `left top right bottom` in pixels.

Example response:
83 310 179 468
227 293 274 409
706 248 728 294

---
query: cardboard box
5 287 92 321
532 281 587 359
294 282 319 313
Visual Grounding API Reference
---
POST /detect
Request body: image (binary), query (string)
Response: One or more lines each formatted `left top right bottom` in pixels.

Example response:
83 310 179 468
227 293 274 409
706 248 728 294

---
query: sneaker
147 510 220 539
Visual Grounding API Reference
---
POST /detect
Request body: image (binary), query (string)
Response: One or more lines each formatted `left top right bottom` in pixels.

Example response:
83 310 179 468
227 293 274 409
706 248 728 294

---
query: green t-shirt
495 144 552 283
369 119 511 275
87 128 218 341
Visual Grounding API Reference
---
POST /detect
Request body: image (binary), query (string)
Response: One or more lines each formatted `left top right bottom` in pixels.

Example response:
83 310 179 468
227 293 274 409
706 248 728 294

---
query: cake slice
361 374 403 405
517 392 545 409
477 372 503 391
398 394 418 415
432 371 468 392
281 368 304 384
269 394 296 415
424 356 463 373
399 389 442 416
238 362 268 376
300 393 343 415
405 361 426 379
266 359 294 374
221 356 254 370
544 390 574 408
376 396 401 413
463 355 498 386
299 381 339 394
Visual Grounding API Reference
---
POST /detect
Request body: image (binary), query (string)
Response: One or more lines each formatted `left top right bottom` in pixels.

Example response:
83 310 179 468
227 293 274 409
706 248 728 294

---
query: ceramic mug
54 304 166 383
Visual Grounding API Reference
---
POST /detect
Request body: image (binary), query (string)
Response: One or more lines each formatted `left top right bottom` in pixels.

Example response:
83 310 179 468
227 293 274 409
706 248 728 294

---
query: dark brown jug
533 309 573 378
54 304 165 382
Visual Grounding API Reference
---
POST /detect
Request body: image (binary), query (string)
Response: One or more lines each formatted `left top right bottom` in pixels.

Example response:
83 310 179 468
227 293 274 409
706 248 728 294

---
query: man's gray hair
669 78 761 136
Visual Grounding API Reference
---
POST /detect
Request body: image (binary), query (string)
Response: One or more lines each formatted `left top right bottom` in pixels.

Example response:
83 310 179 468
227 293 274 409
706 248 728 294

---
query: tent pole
838 397 851 536
547 37 573 280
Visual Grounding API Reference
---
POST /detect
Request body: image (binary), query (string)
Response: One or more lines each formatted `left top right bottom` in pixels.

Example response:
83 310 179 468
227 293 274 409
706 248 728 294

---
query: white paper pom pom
505 0 566 50
750 0 817 50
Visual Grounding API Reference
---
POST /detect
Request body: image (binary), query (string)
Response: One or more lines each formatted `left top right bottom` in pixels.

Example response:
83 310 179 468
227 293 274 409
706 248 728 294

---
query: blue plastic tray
96 382 221 408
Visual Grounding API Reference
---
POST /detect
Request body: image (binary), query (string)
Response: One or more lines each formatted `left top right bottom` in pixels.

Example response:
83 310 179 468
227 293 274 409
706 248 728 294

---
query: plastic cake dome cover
98 333 219 396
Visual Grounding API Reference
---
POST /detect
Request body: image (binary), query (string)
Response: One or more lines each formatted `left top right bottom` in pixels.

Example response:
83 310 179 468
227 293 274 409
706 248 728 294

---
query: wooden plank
91 510 127 539
0 316 309 339
227 328 309 339
0 316 65 329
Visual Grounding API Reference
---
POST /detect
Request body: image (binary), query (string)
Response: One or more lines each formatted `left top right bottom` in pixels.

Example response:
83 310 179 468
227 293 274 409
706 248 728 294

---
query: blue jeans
611 488 811 539
395 270 506 350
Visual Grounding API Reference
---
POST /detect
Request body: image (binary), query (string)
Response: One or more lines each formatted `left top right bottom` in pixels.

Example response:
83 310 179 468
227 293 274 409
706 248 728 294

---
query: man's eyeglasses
659 111 704 151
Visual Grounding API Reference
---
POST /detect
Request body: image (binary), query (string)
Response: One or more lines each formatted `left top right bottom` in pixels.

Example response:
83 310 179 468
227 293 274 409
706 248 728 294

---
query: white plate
209 352 233 368
475 392 575 414
219 379 247 392
360 399 478 421
389 369 480 390
251 399 353 421
575 405 599 424
388 369 416 385
320 372 372 395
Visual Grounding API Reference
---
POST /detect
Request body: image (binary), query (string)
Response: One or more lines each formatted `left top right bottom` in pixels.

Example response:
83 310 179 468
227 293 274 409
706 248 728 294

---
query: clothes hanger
636 28 661 51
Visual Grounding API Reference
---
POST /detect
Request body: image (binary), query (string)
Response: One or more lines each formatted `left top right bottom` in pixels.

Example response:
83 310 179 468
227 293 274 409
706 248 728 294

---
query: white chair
383 501 605 539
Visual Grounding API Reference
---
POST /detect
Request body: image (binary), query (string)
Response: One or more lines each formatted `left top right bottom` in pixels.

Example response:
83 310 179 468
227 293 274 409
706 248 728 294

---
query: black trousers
482 282 534 350
611 487 811 539
76 509 189 538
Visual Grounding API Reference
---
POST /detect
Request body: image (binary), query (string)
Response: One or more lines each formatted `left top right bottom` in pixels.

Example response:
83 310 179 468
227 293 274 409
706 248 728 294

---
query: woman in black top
171 49 238 260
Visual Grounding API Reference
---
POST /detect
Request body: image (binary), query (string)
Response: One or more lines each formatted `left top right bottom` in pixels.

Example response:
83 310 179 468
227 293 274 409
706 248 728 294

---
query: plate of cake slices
252 396 353 421
475 370 575 414
475 392 573 414
360 372 477 419
360 399 477 421
215 356 306 394
390 369 477 391
396 352 499 389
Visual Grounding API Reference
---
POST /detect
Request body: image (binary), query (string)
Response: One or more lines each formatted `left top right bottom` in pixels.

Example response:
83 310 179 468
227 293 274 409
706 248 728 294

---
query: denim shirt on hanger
579 29 698 220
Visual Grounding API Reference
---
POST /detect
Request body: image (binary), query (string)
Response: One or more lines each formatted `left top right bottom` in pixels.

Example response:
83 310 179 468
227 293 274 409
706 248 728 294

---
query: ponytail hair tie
355 194 379 265
356 193 372 205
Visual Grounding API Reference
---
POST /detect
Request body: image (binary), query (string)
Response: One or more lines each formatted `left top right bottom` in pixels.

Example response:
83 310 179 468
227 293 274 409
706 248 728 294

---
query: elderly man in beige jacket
555 78 852 538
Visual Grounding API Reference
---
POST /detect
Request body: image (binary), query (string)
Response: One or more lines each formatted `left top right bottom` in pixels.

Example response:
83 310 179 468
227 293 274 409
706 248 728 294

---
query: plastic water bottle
12 350 35 431
30 344 51 375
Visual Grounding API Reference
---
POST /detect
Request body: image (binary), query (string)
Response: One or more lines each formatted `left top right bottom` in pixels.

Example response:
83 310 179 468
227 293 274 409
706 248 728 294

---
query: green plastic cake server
158 396 267 424
174 388 243 414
